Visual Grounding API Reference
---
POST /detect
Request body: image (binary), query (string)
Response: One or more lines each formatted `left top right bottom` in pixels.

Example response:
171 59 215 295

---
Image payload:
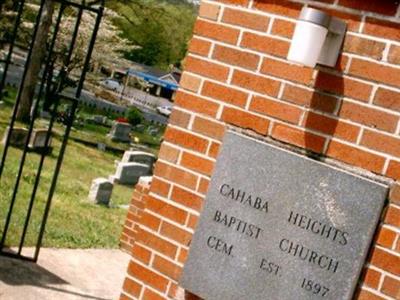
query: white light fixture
287 7 347 68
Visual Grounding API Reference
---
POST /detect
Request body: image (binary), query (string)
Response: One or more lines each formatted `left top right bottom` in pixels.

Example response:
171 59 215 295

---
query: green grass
70 121 163 154
0 89 142 249
71 112 165 153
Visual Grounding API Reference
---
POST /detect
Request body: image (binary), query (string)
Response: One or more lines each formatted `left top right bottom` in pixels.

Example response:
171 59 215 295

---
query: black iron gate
0 0 104 262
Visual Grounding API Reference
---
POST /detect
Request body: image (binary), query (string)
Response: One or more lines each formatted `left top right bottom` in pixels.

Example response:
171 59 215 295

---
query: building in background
100 62 180 111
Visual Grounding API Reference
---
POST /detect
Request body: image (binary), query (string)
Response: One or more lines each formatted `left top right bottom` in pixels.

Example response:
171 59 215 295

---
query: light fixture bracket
317 16 347 67
287 7 347 68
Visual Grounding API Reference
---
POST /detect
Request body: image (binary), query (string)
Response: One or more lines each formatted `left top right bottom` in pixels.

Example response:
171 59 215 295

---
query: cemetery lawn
0 90 136 249
71 121 162 154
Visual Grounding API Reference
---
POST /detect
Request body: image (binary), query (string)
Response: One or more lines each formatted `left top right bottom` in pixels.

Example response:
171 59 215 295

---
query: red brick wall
121 1 400 299
120 182 151 254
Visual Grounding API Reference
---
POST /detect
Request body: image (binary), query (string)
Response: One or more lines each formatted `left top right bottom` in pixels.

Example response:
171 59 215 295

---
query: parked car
156 105 172 117
100 78 122 92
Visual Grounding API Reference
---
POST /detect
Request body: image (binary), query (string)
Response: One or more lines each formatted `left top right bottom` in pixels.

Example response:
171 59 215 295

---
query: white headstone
122 151 156 165
88 178 113 205
138 176 153 189
112 162 152 185
93 115 106 124
29 129 52 149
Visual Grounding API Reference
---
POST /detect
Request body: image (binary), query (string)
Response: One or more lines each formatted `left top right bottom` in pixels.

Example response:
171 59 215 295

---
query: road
0 63 23 88
142 107 169 124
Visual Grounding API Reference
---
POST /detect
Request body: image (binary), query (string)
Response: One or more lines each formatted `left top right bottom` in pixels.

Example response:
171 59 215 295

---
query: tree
109 0 197 70
9 1 133 121
2 0 195 122
55 8 134 76
0 1 17 49
125 107 143 126
16 0 55 122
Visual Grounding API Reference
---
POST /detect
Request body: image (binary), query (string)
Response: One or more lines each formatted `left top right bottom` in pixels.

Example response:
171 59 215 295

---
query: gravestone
181 131 388 300
97 143 107 151
1 127 28 147
134 124 145 133
121 151 156 166
110 162 151 185
40 111 52 119
104 118 113 127
149 129 159 136
93 115 108 125
29 129 52 153
138 176 152 189
88 178 113 205
108 122 132 143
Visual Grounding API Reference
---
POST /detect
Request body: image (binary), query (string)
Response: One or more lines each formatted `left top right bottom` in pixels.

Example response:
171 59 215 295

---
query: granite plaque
180 131 388 300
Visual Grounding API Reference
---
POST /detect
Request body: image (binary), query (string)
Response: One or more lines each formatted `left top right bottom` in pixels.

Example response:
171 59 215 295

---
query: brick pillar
357 181 400 299
120 0 400 299
120 177 152 254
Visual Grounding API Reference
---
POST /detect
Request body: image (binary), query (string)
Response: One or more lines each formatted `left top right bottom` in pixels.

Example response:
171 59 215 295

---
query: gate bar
35 0 105 260
0 0 105 261
34 95 78 261
0 0 26 98
0 0 45 179
0 0 47 250
17 1 86 254
17 3 67 254
76 0 104 99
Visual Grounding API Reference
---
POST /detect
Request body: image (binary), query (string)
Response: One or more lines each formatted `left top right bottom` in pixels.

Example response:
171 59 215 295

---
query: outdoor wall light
287 7 347 68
